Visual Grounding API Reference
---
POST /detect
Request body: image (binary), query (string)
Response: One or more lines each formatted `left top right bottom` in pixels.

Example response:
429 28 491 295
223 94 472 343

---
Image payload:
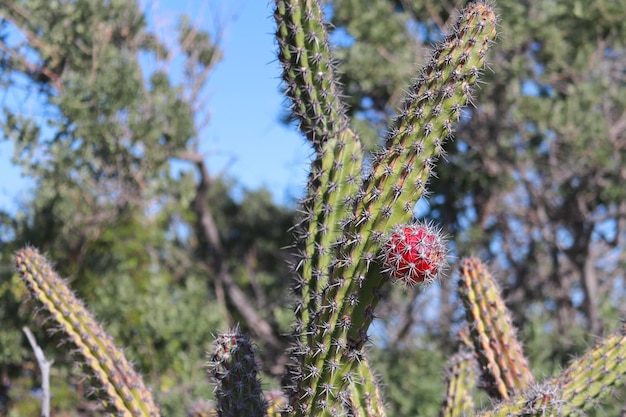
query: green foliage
0 0 231 414
369 345 447 417
3 367 81 417
90 273 222 413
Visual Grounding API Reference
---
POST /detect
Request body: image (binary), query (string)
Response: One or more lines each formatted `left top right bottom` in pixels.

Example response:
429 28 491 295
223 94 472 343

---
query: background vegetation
1 0 626 415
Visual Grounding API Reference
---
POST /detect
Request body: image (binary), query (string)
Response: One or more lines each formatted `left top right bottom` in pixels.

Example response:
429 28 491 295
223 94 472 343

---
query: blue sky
0 0 312 213
179 0 311 203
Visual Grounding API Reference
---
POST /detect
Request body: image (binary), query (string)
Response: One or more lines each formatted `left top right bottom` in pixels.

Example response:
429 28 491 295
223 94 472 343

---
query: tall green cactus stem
285 4 498 415
286 128 377 415
290 129 363 341
274 0 349 145
556 321 626 414
14 247 160 417
276 2 366 404
207 329 267 417
458 257 535 400
275 0 384 411
479 322 626 416
287 132 381 416
438 351 477 417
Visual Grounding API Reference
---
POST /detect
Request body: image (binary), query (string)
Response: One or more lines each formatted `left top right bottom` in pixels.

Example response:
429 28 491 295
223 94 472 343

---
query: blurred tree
0 0 293 414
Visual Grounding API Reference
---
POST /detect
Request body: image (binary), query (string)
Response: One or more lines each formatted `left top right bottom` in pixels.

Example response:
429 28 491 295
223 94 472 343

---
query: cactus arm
356 0 500 233
287 130 389 417
274 0 388 411
14 247 160 417
438 351 477 417
207 329 267 417
458 257 535 400
274 18 387 409
274 0 348 146
477 314 626 416
558 322 626 413
291 129 363 341
479 325 626 417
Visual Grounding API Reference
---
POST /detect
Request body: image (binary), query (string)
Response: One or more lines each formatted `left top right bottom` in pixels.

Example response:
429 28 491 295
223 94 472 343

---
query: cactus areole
382 223 448 286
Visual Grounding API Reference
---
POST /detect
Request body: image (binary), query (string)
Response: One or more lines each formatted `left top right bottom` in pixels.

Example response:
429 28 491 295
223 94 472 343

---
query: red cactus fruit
382 222 448 286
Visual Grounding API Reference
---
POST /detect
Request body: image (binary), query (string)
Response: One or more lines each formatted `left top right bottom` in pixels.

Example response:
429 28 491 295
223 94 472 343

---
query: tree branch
189 154 283 357
23 327 53 417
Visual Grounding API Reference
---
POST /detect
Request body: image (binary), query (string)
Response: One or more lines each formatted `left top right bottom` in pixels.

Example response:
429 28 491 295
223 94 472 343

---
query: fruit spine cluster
12 1 626 416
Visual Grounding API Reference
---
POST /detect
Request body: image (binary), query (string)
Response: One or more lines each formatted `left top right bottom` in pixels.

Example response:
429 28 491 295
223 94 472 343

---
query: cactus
278 2 498 414
207 329 267 417
10 1 626 416
14 247 160 417
274 0 348 145
479 321 626 416
458 258 535 400
439 351 478 417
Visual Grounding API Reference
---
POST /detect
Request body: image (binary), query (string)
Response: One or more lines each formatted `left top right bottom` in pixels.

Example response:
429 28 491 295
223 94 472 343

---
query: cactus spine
14 247 160 417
